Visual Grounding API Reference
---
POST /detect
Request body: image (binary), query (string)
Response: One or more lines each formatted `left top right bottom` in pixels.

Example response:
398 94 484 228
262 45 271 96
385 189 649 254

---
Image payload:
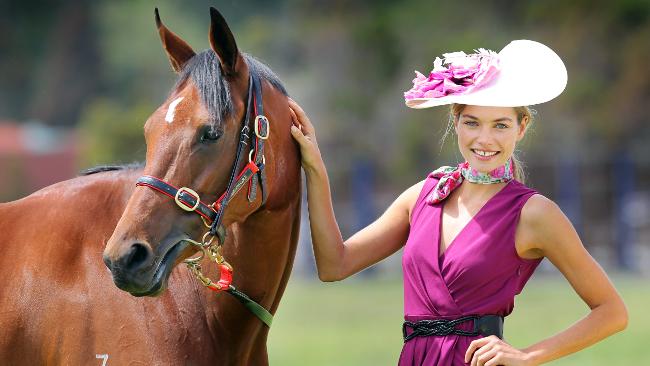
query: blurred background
1 0 648 364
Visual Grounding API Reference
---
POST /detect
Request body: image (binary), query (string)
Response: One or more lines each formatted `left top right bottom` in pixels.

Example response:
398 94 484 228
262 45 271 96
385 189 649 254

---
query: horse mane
79 162 144 176
172 50 288 128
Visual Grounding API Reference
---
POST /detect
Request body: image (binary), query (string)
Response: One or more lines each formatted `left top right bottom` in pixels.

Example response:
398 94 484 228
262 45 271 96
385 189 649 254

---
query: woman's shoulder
520 191 558 220
508 178 541 196
398 171 441 203
399 172 445 223
396 167 456 221
518 192 566 254
398 179 427 208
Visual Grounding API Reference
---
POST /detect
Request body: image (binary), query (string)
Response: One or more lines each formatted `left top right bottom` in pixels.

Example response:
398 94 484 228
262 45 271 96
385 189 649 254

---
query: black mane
172 50 287 127
80 162 144 176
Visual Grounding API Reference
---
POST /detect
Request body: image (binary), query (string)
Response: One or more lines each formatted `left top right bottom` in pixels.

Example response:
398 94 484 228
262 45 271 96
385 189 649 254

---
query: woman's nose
475 126 494 145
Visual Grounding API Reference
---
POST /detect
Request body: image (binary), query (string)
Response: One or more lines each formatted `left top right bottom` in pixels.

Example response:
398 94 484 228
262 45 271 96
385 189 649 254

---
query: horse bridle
133 71 274 327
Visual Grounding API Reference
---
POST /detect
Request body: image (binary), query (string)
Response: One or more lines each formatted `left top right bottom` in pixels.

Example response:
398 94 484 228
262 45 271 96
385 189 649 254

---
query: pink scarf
426 158 515 205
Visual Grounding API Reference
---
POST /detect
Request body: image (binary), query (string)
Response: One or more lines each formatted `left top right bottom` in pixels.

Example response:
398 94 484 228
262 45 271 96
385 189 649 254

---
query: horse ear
209 7 243 77
155 8 196 73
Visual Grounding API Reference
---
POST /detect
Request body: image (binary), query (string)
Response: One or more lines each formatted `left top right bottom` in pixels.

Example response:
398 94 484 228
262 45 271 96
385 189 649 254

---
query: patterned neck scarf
426 158 515 205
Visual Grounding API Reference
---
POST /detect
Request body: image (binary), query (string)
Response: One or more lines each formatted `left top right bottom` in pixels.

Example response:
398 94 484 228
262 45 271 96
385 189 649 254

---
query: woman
288 40 628 366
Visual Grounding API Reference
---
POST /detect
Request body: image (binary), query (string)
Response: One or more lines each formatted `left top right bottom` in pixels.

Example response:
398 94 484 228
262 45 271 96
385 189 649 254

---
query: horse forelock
171 50 287 130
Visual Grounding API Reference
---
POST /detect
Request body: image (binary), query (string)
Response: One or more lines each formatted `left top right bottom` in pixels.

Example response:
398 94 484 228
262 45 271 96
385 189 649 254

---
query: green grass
268 274 648 365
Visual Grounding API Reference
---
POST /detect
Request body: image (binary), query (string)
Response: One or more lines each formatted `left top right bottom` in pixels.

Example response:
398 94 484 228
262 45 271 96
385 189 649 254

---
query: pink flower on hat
404 48 501 100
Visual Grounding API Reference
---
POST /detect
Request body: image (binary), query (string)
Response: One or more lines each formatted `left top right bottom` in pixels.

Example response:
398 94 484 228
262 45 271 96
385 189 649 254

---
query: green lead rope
226 285 274 327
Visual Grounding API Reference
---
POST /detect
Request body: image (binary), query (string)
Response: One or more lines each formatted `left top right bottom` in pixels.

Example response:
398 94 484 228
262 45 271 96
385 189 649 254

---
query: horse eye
198 125 222 143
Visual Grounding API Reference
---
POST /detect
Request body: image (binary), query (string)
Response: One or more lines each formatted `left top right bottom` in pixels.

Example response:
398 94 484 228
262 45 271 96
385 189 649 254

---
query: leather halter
133 71 274 327
135 72 269 245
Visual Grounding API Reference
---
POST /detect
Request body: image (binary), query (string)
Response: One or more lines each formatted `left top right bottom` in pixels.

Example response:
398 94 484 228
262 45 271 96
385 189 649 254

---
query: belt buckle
470 315 482 335
473 315 503 338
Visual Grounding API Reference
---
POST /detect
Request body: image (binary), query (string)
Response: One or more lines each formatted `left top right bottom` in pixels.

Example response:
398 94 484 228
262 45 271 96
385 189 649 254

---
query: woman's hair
443 103 534 184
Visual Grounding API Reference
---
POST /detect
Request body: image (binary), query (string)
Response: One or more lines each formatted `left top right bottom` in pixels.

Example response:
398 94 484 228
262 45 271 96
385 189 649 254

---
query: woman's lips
471 149 500 161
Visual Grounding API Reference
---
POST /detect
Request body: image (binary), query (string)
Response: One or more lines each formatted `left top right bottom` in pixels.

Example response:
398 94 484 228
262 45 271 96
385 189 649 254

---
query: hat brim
405 40 567 109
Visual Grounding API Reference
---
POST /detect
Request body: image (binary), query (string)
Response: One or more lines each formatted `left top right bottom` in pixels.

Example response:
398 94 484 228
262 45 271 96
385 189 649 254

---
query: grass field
268 273 648 365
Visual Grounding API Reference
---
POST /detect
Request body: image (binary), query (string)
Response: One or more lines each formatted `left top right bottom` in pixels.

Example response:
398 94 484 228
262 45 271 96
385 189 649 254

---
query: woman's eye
495 123 508 129
199 126 221 143
463 120 478 126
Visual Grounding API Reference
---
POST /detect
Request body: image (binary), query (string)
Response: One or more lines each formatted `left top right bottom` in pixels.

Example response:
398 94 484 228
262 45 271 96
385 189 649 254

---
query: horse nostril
122 243 152 271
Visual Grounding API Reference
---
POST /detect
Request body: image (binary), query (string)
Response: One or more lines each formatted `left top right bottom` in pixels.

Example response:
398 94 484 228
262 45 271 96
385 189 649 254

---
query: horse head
103 7 298 299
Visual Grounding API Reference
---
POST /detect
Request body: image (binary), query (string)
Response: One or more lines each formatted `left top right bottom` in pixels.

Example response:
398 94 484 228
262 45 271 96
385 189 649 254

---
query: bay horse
0 7 301 365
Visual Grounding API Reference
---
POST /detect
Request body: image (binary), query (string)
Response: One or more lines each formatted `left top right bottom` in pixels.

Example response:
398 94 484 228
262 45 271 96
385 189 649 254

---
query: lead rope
181 235 273 327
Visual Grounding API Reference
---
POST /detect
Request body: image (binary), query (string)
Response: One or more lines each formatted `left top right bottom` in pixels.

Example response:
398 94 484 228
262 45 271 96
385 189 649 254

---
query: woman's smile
471 148 500 161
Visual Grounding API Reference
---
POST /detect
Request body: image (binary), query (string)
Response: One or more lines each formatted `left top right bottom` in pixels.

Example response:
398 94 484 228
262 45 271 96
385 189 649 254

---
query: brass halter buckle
254 115 270 140
174 187 201 212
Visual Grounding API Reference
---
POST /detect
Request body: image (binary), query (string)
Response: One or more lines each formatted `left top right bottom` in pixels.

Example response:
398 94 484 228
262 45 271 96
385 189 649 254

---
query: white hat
404 40 567 108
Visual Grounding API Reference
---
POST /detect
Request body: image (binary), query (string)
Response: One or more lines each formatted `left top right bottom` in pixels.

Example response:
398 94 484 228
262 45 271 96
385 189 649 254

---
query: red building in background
0 121 79 202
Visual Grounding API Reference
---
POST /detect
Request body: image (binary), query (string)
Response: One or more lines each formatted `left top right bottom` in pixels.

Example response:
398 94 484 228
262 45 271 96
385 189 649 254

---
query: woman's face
455 105 528 173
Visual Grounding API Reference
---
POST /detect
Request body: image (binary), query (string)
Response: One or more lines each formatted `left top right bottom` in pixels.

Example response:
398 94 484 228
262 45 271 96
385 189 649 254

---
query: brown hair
442 104 534 184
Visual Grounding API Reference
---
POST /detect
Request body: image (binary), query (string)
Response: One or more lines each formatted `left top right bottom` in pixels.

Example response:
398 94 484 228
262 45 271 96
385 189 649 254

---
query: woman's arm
466 194 629 366
289 99 419 281
517 194 628 364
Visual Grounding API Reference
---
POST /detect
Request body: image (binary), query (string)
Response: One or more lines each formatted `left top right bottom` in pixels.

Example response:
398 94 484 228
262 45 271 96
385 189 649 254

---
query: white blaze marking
165 97 185 123
96 354 109 366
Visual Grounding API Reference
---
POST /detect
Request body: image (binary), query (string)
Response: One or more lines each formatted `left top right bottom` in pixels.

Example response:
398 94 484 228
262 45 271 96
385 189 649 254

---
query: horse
0 7 301 365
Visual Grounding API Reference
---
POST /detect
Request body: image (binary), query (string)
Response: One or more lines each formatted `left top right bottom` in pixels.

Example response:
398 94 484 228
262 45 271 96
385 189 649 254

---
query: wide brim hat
404 40 567 108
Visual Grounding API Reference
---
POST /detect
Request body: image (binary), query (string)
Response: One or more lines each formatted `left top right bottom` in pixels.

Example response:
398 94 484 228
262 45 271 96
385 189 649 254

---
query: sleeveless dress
398 174 544 366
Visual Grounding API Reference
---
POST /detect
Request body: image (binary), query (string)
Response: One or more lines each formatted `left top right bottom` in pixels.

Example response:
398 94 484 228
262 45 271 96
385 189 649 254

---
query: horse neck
200 190 301 363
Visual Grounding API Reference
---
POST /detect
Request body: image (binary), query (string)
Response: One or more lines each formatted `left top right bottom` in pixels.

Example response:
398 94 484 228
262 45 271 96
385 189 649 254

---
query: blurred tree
0 0 100 126
77 98 150 168
2 0 649 256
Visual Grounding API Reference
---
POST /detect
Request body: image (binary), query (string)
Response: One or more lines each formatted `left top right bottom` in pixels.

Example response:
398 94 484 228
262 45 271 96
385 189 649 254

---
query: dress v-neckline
436 180 513 260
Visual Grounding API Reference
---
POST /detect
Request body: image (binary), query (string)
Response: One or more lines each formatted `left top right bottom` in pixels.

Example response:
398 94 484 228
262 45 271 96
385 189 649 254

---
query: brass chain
181 230 227 288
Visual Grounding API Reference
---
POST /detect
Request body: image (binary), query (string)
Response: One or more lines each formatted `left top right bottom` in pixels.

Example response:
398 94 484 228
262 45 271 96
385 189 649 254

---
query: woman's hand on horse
289 98 324 173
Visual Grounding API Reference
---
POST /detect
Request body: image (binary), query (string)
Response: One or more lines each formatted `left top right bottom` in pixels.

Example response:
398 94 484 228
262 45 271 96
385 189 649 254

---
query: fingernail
291 125 298 132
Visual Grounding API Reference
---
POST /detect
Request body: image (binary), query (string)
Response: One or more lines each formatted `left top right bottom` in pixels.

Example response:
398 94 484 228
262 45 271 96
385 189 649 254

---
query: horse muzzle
103 239 187 296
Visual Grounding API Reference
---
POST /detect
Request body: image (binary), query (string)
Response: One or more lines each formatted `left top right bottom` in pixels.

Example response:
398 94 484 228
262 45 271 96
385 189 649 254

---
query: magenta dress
399 174 544 365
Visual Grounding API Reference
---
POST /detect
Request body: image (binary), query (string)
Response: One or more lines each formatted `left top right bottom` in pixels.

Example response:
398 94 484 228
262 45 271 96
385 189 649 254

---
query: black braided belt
402 315 503 342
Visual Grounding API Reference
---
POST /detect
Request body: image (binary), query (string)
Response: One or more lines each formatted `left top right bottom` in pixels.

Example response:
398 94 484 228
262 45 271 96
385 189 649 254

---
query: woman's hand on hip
288 98 324 174
465 335 537 366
